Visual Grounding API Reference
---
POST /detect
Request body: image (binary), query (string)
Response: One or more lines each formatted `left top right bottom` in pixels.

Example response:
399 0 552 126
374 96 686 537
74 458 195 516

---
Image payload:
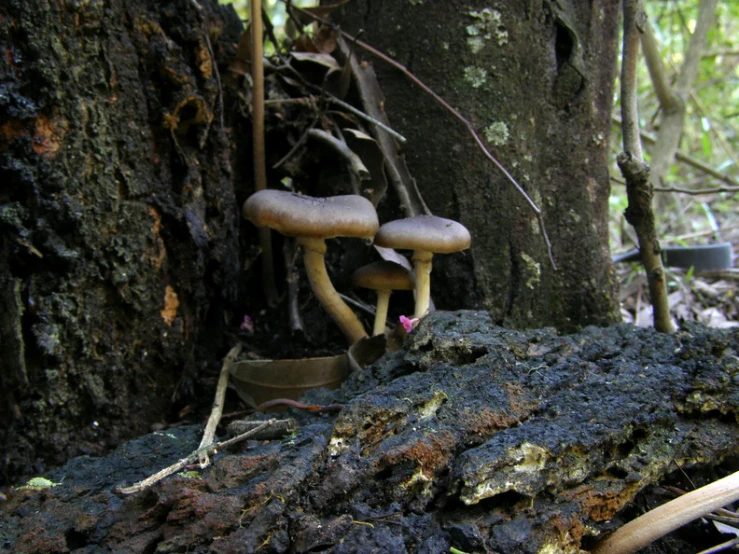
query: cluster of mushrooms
243 190 471 344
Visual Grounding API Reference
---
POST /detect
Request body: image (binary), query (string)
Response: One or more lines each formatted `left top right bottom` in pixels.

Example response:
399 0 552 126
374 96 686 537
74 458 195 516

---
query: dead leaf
347 334 387 372
373 245 413 273
226 26 252 84
344 128 388 205
230 354 350 408
291 51 341 72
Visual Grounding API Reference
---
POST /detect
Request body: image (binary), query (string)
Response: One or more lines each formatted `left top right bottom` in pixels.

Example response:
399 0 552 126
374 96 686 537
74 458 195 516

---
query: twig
296 7 556 270
251 0 279 306
197 344 242 467
273 114 320 170
254 398 343 413
611 114 739 189
619 0 675 334
227 418 298 438
654 184 739 195
697 536 739 554
592 470 739 554
307 128 370 183
116 419 279 495
273 61 408 142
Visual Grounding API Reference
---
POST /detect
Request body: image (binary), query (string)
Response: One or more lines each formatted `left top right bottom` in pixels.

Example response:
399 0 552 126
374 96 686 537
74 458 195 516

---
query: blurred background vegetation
610 0 738 254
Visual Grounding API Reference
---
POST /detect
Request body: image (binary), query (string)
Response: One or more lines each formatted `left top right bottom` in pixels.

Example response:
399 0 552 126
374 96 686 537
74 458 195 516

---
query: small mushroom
352 260 414 336
373 215 471 319
243 190 378 344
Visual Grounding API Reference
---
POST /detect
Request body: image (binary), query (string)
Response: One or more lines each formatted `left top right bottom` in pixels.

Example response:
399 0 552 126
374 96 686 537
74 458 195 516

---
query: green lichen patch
463 66 488 88
484 121 509 146
466 8 508 54
19 477 62 490
520 253 542 290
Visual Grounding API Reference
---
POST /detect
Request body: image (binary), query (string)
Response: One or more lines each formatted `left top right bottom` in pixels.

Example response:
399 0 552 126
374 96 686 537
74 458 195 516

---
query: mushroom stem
373 290 391 336
413 250 433 319
300 238 368 344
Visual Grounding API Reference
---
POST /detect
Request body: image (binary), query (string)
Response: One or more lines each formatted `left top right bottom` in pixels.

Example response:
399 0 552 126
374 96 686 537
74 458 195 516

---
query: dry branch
619 0 675 333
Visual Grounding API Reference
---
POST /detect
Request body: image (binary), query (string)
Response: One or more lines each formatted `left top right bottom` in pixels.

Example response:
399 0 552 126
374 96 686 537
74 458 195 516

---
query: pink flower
399 315 420 333
240 314 254 333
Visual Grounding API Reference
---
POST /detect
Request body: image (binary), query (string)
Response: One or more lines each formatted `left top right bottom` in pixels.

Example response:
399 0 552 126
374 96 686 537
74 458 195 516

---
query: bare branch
620 0 675 334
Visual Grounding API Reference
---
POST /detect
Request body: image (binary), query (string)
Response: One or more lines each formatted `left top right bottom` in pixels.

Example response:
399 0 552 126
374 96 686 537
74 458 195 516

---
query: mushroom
373 215 471 319
243 190 378 344
352 260 414 336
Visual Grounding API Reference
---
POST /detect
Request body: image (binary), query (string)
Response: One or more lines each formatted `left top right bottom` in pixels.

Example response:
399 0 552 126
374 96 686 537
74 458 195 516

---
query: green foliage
610 0 739 252
221 0 317 39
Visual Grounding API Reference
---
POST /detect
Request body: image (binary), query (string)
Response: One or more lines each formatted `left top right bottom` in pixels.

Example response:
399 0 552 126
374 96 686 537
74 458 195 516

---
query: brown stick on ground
197 344 243 467
116 419 280 495
618 0 674 333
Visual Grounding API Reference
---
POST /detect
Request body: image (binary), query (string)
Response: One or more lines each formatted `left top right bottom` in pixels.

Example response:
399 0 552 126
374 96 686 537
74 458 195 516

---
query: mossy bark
0 0 243 484
328 0 621 329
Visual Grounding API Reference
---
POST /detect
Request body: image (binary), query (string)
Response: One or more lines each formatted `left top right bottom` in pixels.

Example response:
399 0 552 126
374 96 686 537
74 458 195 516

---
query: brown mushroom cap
373 215 471 254
243 190 379 239
352 261 414 291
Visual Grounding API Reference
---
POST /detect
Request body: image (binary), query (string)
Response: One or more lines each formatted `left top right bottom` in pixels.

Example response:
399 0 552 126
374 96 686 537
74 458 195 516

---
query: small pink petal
399 315 419 333
240 314 254 333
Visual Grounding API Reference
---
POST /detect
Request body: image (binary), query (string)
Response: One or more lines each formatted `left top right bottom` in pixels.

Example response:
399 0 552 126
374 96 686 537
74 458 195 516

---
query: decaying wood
4 312 738 553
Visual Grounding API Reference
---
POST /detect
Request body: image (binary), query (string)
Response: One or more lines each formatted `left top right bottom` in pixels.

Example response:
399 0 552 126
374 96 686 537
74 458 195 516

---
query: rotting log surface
2 311 738 553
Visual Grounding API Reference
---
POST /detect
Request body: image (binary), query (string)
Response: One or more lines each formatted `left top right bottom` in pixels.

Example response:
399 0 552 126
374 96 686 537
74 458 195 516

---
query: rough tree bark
0 0 243 484
328 0 622 329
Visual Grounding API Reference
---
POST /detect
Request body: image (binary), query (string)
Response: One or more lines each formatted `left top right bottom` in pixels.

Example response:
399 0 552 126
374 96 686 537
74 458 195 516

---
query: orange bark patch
149 206 167 269
378 430 455 476
161 285 180 326
549 512 585 550
33 115 63 156
0 116 64 156
462 406 520 441
0 119 26 150
504 381 540 416
562 481 637 522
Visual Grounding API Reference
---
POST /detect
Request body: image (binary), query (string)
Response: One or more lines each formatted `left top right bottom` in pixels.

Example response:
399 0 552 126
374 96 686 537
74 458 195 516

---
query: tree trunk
328 0 621 329
0 0 243 484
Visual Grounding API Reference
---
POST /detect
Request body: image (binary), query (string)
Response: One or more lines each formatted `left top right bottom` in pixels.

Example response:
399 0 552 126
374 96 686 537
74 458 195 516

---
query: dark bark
0 0 243 484
2 316 738 553
327 0 621 328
